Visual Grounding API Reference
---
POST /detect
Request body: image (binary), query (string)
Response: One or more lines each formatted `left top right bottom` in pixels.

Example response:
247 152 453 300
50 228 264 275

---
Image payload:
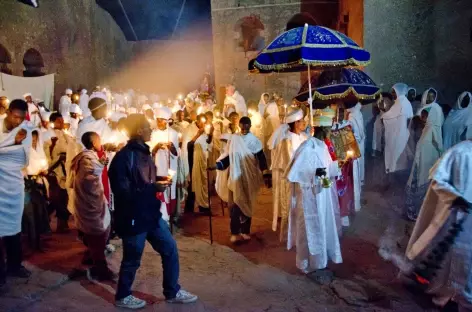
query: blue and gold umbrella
294 68 380 106
250 23 371 124
253 24 370 71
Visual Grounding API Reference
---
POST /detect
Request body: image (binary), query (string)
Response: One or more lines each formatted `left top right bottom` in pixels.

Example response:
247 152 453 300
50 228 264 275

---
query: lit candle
177 94 183 100
215 111 221 118
40 159 48 170
178 133 183 139
107 111 112 118
168 169 176 178
347 150 354 158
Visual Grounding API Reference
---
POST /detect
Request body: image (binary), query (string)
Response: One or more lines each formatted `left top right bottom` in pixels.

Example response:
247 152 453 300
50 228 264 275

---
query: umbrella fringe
253 58 370 71
294 87 381 104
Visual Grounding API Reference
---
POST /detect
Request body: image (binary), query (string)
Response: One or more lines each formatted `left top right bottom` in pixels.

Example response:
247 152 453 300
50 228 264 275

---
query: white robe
181 122 199 181
285 137 342 272
230 91 247 117
381 97 410 173
226 133 264 217
191 134 213 208
270 126 308 237
443 92 472 151
0 120 32 237
79 92 90 118
406 140 472 308
372 112 384 153
348 103 365 211
69 117 79 137
59 95 72 117
149 127 180 202
28 102 41 128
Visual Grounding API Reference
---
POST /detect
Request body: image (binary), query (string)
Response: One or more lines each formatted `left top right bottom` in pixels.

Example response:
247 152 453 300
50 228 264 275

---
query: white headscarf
392 83 413 119
443 91 471 150
258 93 269 116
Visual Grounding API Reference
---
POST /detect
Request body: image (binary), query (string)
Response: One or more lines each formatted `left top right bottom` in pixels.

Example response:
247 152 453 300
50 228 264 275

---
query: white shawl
227 134 263 217
443 92 472 151
381 86 410 173
0 121 33 237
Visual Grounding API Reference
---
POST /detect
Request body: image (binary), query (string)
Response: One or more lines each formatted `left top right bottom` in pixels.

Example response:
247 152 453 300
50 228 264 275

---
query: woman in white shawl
23 130 51 248
381 84 411 175
406 88 444 220
347 103 365 211
443 91 472 151
405 140 472 310
258 93 270 116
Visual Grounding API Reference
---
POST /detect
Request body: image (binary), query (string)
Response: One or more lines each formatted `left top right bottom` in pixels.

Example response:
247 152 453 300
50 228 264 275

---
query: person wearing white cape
59 88 73 117
212 117 269 243
406 140 472 311
149 107 179 222
381 83 411 182
347 103 366 211
285 136 343 274
0 99 33 287
185 114 213 214
406 88 444 221
79 89 91 118
443 91 472 151
269 109 308 240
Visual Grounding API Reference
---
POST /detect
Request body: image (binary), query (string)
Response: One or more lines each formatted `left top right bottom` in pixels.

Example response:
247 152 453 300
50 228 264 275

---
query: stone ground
0 155 438 312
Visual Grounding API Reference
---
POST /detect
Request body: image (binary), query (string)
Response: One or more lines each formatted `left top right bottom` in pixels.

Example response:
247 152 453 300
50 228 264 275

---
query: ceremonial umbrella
294 68 381 107
250 23 371 125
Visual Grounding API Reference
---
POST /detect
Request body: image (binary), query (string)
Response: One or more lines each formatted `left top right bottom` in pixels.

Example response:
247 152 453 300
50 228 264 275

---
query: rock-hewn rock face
364 0 472 104
0 1 134 105
211 0 302 104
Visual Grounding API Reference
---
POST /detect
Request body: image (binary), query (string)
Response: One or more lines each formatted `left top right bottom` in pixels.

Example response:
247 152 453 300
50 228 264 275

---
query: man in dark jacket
109 114 198 310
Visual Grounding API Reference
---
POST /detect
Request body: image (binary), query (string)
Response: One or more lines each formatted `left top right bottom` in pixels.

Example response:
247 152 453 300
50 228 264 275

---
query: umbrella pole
207 160 213 244
308 64 314 127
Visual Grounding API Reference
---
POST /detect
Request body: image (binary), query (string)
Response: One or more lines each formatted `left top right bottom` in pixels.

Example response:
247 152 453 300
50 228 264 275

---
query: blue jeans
115 218 181 300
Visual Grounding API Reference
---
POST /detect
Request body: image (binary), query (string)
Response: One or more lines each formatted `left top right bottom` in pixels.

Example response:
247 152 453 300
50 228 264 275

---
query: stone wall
0 0 134 107
364 0 472 104
211 0 302 105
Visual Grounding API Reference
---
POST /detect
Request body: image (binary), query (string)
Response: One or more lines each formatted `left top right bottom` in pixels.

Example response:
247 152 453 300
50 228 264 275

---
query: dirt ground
0 155 438 312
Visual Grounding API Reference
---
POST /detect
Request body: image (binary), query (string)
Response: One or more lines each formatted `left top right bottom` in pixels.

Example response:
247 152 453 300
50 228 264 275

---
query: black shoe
7 265 32 278
198 206 211 215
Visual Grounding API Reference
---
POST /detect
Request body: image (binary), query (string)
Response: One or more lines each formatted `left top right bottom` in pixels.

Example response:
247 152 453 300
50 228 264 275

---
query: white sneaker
240 234 251 241
115 295 146 309
230 235 240 244
166 289 198 304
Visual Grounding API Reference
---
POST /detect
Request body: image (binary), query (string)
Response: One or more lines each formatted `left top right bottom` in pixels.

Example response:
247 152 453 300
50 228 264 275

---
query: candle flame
168 169 176 178
40 159 48 169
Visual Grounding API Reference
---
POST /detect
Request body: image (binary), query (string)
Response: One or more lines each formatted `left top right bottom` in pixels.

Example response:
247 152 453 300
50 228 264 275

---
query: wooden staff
207 156 213 244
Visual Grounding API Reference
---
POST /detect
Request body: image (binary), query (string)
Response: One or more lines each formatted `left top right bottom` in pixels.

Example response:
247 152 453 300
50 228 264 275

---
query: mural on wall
233 15 265 55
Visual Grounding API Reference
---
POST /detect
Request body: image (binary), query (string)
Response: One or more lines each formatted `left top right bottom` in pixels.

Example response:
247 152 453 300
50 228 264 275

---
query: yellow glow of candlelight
178 133 183 139
177 94 183 100
347 150 354 158
168 169 176 178
204 124 211 133
40 159 48 170
215 111 220 118
107 111 112 118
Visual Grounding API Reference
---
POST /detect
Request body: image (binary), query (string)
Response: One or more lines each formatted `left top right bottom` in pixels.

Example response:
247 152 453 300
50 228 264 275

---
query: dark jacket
108 139 162 237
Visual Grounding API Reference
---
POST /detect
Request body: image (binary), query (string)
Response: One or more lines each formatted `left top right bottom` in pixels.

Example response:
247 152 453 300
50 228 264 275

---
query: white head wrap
142 104 152 112
109 112 127 122
65 89 73 95
70 104 81 114
155 107 172 120
128 107 137 114
62 115 71 124
81 89 88 95
117 106 126 113
285 109 304 124
23 93 32 98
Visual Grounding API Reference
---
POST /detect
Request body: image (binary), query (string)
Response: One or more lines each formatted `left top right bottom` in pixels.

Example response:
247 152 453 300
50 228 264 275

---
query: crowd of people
0 76 471 310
